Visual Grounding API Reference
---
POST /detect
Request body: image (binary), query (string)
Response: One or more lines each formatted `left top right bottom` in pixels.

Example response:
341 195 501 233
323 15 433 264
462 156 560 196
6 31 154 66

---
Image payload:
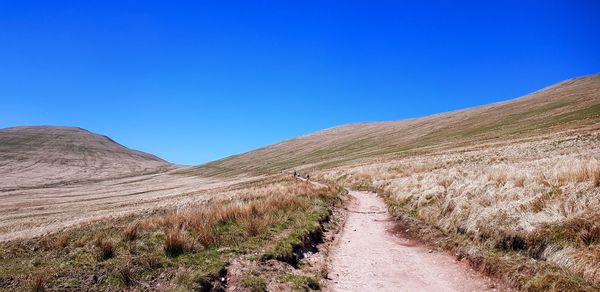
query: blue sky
1 1 599 165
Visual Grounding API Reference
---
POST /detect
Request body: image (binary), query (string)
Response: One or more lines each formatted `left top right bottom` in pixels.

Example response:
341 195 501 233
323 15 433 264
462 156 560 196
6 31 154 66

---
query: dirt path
328 190 495 292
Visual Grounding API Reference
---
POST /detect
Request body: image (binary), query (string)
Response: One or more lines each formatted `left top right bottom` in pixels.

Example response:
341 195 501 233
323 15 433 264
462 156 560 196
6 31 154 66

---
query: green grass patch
279 273 320 291
242 272 268 292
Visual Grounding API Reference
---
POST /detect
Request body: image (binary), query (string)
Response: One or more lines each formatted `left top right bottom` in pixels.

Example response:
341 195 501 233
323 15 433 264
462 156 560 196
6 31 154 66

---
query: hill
193 74 600 176
1 75 599 290
0 126 172 189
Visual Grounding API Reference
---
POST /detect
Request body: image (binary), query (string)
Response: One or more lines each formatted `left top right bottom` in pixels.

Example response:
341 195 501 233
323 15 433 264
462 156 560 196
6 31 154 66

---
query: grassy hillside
192 74 600 176
0 126 172 189
316 128 600 290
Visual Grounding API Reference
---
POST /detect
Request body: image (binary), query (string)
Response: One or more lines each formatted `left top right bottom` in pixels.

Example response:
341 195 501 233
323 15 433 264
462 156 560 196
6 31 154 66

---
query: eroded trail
328 190 494 292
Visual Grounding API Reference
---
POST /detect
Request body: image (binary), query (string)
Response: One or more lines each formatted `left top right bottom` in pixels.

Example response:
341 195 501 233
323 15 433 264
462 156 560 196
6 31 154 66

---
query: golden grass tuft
513 176 526 187
54 232 70 249
123 222 140 241
195 223 218 249
95 237 115 260
30 272 46 292
437 177 453 191
164 229 187 257
245 217 269 237
488 172 508 187
554 158 600 186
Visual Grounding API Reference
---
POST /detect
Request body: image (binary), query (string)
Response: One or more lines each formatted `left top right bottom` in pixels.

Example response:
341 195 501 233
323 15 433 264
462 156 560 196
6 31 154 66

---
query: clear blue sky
1 1 599 165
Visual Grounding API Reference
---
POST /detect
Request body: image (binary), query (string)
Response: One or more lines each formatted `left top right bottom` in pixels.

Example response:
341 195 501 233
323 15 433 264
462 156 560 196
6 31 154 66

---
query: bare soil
328 190 496 291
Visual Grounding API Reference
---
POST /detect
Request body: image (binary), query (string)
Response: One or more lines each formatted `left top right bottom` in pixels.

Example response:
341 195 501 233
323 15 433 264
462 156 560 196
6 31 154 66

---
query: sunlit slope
194 74 600 176
0 126 172 189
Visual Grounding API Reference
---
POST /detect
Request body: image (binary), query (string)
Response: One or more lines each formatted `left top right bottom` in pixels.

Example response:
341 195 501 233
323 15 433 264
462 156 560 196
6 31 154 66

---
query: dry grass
54 232 70 249
195 223 219 249
95 237 115 260
181 196 300 246
134 180 332 257
437 177 453 192
41 232 70 250
0 160 255 243
0 175 341 291
245 216 269 237
123 222 139 241
513 176 526 187
30 272 46 292
553 158 600 186
138 254 163 269
118 266 134 286
488 171 508 187
317 130 600 288
164 229 187 257
137 177 337 256
389 162 444 177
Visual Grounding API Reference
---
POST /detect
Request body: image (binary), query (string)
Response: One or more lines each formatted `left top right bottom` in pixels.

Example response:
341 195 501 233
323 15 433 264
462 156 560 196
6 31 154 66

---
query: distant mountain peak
0 126 172 189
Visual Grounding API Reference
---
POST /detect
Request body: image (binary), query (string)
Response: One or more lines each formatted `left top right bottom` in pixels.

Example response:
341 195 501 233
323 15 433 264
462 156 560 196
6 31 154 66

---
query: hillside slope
0 126 172 189
194 74 600 176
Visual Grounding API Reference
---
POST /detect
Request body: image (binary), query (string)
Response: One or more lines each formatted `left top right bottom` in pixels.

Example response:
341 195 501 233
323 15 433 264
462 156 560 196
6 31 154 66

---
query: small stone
428 249 433 253
405 229 410 232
